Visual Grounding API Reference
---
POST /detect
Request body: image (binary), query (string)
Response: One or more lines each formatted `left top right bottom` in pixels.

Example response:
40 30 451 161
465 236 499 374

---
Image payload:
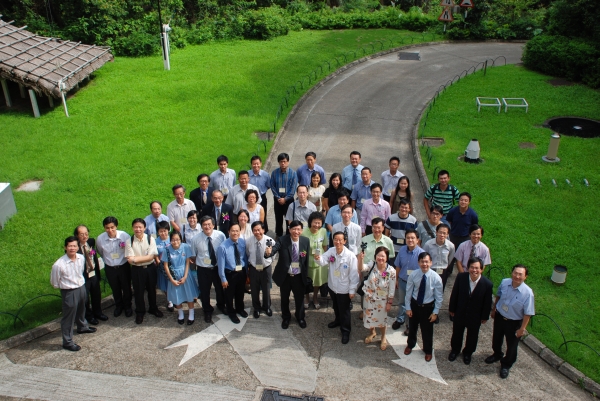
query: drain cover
398 51 420 61
261 389 324 401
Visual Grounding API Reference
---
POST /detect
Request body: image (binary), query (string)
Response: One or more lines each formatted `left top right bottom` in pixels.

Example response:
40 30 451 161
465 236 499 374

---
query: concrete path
0 42 592 400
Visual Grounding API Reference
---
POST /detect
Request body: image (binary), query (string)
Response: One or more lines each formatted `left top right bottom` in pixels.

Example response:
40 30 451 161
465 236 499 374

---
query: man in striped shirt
423 169 459 221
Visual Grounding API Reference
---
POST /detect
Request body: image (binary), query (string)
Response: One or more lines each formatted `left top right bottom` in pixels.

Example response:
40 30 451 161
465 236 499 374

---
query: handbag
320 282 329 297
356 262 376 297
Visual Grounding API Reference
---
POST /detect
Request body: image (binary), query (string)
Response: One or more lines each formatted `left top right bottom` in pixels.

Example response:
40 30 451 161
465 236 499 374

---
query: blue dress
160 243 199 305
156 238 170 292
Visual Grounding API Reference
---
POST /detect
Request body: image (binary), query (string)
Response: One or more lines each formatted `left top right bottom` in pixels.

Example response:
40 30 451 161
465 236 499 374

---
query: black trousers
407 299 435 354
104 262 132 310
273 198 293 236
224 269 247 315
84 273 103 319
280 274 305 321
131 263 158 315
249 264 271 312
329 290 352 334
437 268 452 292
492 312 523 369
451 318 482 355
197 266 226 315
260 194 269 232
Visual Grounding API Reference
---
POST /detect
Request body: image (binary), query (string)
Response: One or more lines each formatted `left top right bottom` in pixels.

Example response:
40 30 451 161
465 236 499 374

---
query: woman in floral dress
361 246 396 350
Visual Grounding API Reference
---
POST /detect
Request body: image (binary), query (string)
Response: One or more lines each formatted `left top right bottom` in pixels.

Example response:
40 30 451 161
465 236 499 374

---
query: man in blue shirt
144 201 170 238
486 264 535 379
403 252 443 362
270 153 298 238
296 151 326 187
392 229 424 332
350 167 375 225
341 151 364 192
250 156 271 232
217 223 248 324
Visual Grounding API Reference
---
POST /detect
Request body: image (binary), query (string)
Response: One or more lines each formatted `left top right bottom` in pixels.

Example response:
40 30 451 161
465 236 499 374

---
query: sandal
380 338 388 351
365 332 377 344
314 303 321 310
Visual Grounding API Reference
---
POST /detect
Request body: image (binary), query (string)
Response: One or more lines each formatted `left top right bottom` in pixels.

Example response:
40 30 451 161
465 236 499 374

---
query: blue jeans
395 279 407 323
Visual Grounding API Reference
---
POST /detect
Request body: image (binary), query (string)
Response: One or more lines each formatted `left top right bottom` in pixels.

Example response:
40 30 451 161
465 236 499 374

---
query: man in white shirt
286 185 317 227
125 218 162 325
381 156 404 203
210 154 236 201
246 221 274 318
225 170 262 217
167 184 195 233
96 216 132 318
51 236 96 351
423 223 455 291
314 231 359 344
332 204 362 255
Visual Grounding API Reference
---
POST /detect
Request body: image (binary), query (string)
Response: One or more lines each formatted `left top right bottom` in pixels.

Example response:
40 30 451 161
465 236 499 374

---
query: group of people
51 151 534 379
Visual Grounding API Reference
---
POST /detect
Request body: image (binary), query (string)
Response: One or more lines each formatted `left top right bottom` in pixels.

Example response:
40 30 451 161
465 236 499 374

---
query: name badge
361 198 366 204
377 289 387 297
222 187 229 195
178 218 187 224
279 187 286 193
407 269 414 276
334 270 341 277
151 234 156 239
111 253 120 259
255 264 264 271
235 265 243 271
291 262 299 268
396 238 405 245
502 304 509 312
88 270 96 278
203 258 211 265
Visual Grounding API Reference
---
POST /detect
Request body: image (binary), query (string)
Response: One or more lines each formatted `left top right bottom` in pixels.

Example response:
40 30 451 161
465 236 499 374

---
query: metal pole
1 79 12 107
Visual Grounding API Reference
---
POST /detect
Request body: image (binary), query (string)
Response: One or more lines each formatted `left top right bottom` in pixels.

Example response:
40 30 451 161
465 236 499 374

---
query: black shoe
403 328 410 336
149 309 164 318
282 319 290 329
204 314 212 323
135 314 144 324
434 316 440 324
217 304 227 314
500 367 510 379
167 305 175 312
114 307 123 317
96 314 109 321
229 314 240 324
253 310 260 319
298 319 307 328
392 320 404 330
448 352 458 362
125 309 133 318
328 320 340 329
238 310 248 318
265 308 273 317
177 318 185 325
187 319 195 325
485 354 503 364
449 314 454 322
341 334 350 344
63 344 81 352
463 354 472 365
88 317 99 326
77 327 97 334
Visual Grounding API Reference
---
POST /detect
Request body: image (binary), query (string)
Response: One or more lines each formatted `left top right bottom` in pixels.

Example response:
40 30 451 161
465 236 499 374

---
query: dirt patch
519 142 536 149
16 180 42 192
548 78 574 87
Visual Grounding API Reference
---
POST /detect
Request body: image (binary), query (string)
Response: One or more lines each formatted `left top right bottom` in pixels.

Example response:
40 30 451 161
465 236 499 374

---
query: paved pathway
0 42 592 400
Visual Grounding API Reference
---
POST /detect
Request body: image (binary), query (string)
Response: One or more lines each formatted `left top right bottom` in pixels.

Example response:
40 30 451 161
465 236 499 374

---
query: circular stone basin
545 117 600 138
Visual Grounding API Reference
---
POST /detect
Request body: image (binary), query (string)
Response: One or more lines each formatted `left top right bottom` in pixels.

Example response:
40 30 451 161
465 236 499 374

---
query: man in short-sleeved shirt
210 155 236 200
225 170 262 216
446 192 479 247
332 204 362 255
249 156 271 232
423 169 459 220
360 183 391 236
325 191 358 233
167 184 195 233
144 201 170 239
350 167 375 223
392 229 424 329
385 199 418 253
381 156 404 202
296 151 326 187
286 185 317 227
359 217 395 267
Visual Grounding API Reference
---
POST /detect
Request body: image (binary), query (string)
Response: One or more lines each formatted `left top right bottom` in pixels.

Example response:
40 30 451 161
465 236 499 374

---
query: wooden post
48 96 54 107
19 84 26 98
1 79 12 107
28 89 40 118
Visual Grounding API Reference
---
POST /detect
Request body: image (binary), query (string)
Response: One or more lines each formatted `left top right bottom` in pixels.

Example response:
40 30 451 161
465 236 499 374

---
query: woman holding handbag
359 246 396 350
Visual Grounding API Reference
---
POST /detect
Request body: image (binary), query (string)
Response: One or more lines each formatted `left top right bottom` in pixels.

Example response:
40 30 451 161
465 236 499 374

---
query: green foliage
523 35 600 88
243 6 290 39
419 64 600 383
546 0 600 43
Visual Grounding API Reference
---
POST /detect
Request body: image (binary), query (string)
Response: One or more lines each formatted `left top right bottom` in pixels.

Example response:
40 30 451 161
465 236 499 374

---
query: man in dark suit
190 174 214 212
201 190 233 238
74 225 108 326
265 220 309 329
448 257 493 364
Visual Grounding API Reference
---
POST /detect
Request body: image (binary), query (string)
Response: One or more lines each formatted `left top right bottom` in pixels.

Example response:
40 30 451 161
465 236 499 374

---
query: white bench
476 97 501 113
502 98 528 113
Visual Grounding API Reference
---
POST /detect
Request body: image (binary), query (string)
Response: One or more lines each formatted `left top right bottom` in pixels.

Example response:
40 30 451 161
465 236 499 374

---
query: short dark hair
187 210 200 219
251 155 262 163
436 223 450 232
132 218 146 227
238 170 249 178
245 189 259 202
305 151 316 159
200 215 215 226
237 209 250 220
370 183 382 192
371 217 384 227
297 185 308 193
277 153 290 162
469 224 484 236
438 169 450 178
350 151 361 158
229 222 241 231
361 167 371 174
64 236 78 247
340 204 353 212
251 221 264 230
512 264 529 276
332 231 346 240
197 174 210 183
217 155 229 164
418 252 431 262
170 231 182 241
430 204 444 215
289 220 303 229
150 200 162 210
74 225 89 236
399 199 411 207
374 246 389 262
337 189 350 201
307 211 324 227
389 156 400 164
467 257 483 269
157 221 170 231
459 192 472 201
405 228 419 239
172 184 186 193
103 216 118 227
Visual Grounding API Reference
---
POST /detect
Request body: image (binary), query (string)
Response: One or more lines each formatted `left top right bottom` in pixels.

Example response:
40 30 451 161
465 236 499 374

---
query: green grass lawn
0 29 440 340
419 64 600 382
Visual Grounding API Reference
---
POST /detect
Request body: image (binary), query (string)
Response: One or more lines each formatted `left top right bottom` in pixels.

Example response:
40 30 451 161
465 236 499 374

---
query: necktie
207 237 217 266
82 244 94 274
417 273 427 305
343 227 349 249
292 243 299 262
256 241 263 266
352 168 357 186
202 191 207 204
234 242 241 265
155 219 159 235
216 207 221 228
470 243 477 259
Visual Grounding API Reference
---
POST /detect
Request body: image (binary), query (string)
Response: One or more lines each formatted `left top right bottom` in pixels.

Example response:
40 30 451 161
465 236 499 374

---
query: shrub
113 29 159 56
243 6 290 39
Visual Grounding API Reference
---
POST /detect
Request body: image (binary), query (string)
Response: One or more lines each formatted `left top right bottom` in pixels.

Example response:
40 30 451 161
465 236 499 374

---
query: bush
523 35 600 88
243 6 290 39
113 29 159 56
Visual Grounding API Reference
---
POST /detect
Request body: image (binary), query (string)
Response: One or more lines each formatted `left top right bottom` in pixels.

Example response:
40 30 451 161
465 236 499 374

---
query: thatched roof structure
0 16 113 98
